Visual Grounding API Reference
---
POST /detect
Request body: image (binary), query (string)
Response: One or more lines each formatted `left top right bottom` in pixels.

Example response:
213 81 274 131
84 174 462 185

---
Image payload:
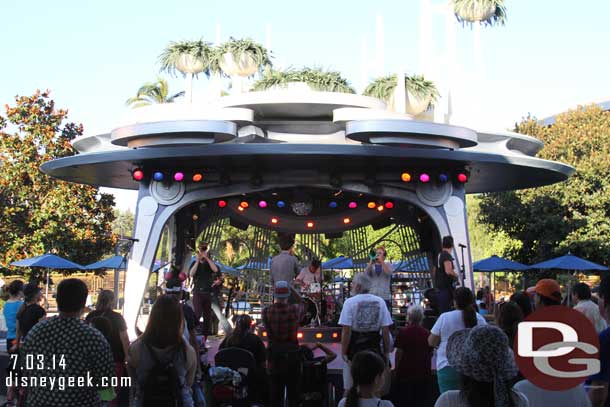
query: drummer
295 259 322 292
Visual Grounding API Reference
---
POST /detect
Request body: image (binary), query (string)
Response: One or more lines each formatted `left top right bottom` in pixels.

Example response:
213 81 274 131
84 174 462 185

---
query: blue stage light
153 172 164 181
439 174 449 183
329 201 338 208
277 201 286 208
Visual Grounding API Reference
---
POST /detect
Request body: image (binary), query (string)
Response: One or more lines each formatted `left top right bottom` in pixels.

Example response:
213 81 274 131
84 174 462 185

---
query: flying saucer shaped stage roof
42 90 573 195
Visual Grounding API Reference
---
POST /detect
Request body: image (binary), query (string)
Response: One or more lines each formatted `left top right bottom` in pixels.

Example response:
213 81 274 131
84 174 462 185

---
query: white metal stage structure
42 90 574 337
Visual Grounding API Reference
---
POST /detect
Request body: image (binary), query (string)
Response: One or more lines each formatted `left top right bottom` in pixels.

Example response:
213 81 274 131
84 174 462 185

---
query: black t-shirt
219 333 267 367
435 251 455 289
85 309 127 362
192 260 221 292
182 303 196 332
17 304 46 338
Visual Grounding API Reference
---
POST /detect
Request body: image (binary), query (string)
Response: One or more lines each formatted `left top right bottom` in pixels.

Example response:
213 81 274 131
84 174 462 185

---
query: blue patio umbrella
85 255 126 270
529 253 609 271
237 257 272 270
322 256 368 270
473 255 528 272
393 256 430 272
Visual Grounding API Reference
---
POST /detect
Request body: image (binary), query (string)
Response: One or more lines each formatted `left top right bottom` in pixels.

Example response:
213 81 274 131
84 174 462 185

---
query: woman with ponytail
338 351 394 407
428 287 486 394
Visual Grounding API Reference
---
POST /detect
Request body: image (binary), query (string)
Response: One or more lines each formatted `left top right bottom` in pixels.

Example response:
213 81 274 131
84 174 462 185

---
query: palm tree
125 78 185 108
158 39 213 103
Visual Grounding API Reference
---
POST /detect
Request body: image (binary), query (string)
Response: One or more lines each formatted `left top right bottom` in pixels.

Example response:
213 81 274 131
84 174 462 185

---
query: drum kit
297 282 340 327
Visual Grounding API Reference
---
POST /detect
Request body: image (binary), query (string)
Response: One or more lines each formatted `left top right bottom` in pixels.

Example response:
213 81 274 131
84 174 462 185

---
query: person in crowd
514 377 590 407
534 278 562 308
434 325 528 407
338 350 395 407
262 280 303 407
588 275 610 406
16 282 46 341
300 341 337 364
365 246 394 312
189 241 222 340
428 287 486 394
165 274 200 355
339 272 393 392
19 279 115 407
484 286 495 313
573 282 607 333
434 236 459 313
4 279 24 406
296 258 322 290
392 305 434 407
219 314 266 368
422 288 440 331
478 302 489 316
89 316 119 407
85 290 130 407
128 295 198 407
496 301 523 347
509 291 533 318
476 289 485 309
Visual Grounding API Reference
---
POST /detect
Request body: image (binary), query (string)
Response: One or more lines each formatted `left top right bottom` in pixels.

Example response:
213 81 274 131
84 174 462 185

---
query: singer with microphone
435 236 459 313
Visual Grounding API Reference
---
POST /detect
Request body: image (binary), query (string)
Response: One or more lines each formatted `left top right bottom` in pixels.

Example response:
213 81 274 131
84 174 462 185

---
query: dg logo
515 305 600 390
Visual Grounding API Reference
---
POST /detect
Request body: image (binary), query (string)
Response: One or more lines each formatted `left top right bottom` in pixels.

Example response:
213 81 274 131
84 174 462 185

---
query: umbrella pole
45 270 50 310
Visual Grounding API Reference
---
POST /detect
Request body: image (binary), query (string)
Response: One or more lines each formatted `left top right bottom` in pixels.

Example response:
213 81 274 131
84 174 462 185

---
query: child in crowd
338 351 394 407
89 316 117 407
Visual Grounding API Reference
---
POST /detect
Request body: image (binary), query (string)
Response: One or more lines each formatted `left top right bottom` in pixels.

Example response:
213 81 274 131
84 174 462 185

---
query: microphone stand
458 244 467 286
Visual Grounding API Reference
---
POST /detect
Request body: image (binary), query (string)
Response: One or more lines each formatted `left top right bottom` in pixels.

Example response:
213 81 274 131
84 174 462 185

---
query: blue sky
2 0 609 209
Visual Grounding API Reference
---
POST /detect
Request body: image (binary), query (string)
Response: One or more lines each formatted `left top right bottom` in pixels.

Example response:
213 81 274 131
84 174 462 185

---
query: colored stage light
192 173 203 182
271 217 279 224
297 332 304 339
262 331 267 337
315 333 323 339
192 214 199 220
277 201 286 208
306 221 315 228
258 200 268 208
439 173 449 183
348 201 358 209
132 169 144 181
329 201 338 209
377 205 384 212
384 201 394 209
367 201 376 209
217 200 227 208
174 172 184 182
343 217 351 224
153 171 164 181
240 201 249 209
419 173 430 183
458 173 468 183
332 332 339 339
237 206 244 212
401 172 412 182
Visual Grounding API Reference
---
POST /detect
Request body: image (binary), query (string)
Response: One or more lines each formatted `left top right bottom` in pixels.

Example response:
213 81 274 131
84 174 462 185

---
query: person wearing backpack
128 295 198 407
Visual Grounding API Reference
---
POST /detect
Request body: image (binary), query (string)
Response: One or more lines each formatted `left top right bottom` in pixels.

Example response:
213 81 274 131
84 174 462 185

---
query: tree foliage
478 105 610 266
125 77 184 108
0 91 116 278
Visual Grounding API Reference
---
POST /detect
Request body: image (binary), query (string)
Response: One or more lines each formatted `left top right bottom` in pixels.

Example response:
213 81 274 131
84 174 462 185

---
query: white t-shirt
434 390 528 407
513 380 591 407
338 397 394 407
296 267 321 284
339 294 393 332
430 310 487 370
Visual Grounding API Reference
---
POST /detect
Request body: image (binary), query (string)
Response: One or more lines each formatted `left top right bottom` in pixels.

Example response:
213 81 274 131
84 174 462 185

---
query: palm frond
251 67 355 94
125 78 185 108
158 39 213 77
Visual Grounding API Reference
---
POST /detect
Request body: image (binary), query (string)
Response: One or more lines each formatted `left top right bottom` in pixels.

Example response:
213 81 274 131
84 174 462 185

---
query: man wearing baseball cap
534 278 562 308
262 281 303 407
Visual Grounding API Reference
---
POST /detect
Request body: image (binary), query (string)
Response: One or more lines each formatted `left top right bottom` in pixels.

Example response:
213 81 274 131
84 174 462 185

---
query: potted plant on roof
212 37 271 93
364 74 439 115
159 39 213 103
251 67 356 94
452 0 507 26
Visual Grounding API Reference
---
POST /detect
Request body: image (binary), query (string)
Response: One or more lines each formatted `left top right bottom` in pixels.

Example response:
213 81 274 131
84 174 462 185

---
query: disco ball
291 202 312 216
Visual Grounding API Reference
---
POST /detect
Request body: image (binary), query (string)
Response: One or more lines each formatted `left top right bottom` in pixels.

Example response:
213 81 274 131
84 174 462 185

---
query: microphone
458 243 467 248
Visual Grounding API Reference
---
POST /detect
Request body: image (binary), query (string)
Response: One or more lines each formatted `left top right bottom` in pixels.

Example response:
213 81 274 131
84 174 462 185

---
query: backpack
142 341 185 407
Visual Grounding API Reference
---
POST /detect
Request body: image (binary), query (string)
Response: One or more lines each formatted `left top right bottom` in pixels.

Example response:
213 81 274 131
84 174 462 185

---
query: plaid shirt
262 302 301 345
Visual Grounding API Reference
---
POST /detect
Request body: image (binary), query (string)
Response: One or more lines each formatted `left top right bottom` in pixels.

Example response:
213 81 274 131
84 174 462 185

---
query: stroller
211 348 260 407
299 346 336 407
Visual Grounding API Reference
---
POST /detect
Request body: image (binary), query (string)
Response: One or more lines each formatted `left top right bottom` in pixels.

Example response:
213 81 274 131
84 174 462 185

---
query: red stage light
315 333 323 339
419 173 430 183
271 217 279 224
343 217 351 224
192 173 203 182
240 201 249 208
132 169 144 181
384 201 394 209
401 172 412 182
458 173 468 183
217 200 227 208
306 221 315 228
367 201 376 209
348 201 358 209
377 205 384 212
297 332 304 339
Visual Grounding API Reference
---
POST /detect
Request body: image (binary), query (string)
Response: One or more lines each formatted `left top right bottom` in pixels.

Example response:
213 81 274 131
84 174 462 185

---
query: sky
1 0 609 211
